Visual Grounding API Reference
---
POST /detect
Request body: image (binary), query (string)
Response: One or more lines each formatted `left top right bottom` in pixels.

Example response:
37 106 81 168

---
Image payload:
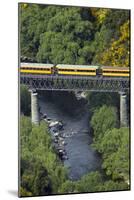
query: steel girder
20 74 130 93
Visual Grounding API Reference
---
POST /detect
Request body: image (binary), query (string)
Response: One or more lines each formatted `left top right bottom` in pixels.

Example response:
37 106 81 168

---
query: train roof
20 63 54 68
56 64 99 69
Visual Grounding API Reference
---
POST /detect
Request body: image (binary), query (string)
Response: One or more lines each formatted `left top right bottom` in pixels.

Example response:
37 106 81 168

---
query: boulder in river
49 121 64 130
58 149 68 160
54 132 60 137
43 113 47 119
47 118 52 122
54 138 58 143
49 121 59 128
62 155 68 160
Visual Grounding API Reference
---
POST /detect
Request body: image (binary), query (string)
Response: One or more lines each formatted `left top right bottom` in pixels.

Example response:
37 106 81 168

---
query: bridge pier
120 92 128 127
31 90 40 125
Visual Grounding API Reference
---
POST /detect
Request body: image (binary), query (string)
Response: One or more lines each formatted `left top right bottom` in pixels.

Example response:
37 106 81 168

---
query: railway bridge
20 72 130 127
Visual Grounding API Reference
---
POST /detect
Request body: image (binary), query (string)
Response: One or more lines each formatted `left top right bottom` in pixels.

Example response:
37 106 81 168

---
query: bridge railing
20 74 130 92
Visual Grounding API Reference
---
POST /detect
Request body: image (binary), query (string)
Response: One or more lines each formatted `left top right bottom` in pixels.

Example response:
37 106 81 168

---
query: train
20 63 130 77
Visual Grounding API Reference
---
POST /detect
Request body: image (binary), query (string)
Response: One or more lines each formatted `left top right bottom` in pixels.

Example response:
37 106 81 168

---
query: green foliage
75 171 103 193
91 9 130 66
59 171 103 193
91 105 118 144
90 103 130 185
20 116 67 196
20 186 32 197
58 180 76 194
35 7 94 64
20 4 95 64
100 128 129 182
86 87 130 189
33 164 52 195
20 4 129 66
100 20 130 67
98 180 129 191
20 85 31 116
59 171 129 193
87 92 120 115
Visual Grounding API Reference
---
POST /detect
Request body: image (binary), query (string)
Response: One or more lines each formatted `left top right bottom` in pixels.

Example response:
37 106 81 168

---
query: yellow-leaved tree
101 20 130 67
91 8 110 25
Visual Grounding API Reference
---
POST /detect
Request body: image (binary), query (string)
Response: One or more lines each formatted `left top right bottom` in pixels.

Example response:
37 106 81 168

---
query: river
39 91 101 180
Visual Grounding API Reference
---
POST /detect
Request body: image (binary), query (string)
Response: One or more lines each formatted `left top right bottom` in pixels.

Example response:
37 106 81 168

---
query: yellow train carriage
56 64 99 76
20 63 54 74
102 66 130 77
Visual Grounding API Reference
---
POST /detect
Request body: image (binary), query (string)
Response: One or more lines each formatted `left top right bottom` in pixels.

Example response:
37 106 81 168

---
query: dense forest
20 4 130 67
20 3 130 197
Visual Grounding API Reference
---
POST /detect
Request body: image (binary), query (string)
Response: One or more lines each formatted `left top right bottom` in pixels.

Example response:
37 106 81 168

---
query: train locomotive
20 63 130 77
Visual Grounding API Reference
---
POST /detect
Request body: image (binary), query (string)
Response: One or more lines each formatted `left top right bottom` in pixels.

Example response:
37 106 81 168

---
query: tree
20 116 68 196
91 9 130 66
75 171 103 193
20 4 96 64
33 164 52 196
59 171 103 193
87 92 120 116
98 180 129 191
58 180 76 194
100 21 130 67
100 128 129 182
91 105 118 145
20 187 32 197
20 85 31 116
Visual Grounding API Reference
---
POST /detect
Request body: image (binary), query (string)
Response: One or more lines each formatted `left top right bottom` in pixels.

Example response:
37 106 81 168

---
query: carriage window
77 70 96 72
103 70 129 73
